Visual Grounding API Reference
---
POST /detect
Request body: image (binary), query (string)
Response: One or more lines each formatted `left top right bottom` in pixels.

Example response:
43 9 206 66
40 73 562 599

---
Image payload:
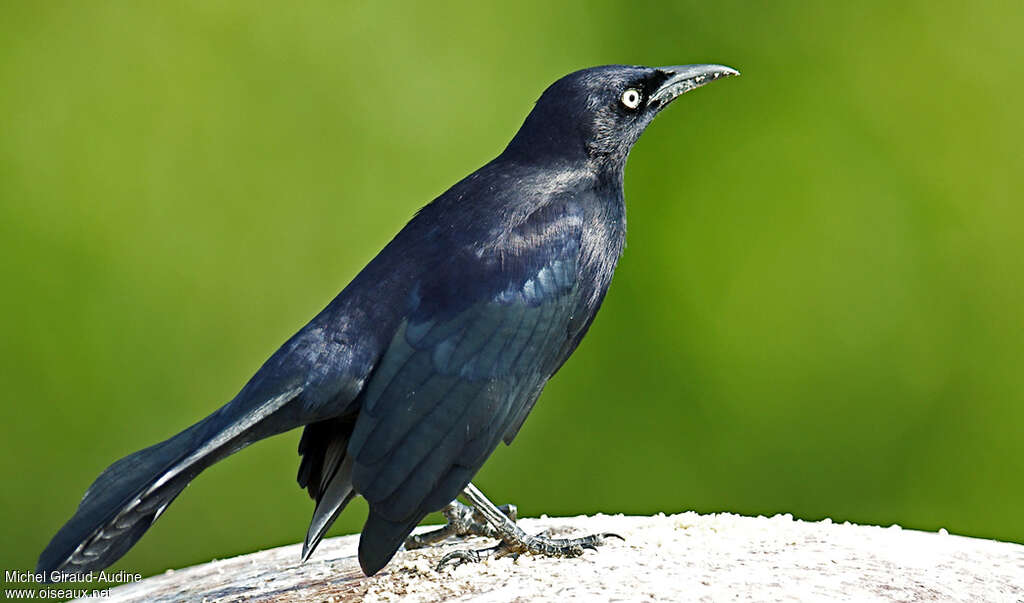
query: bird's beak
648 64 740 106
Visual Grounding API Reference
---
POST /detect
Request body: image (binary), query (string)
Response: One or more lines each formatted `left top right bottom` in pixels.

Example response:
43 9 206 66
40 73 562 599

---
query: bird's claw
581 532 623 551
435 530 623 571
436 549 481 570
415 485 622 573
405 500 518 550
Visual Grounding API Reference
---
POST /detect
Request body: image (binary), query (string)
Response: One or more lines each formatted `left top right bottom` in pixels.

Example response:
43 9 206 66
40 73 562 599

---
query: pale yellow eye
620 88 641 109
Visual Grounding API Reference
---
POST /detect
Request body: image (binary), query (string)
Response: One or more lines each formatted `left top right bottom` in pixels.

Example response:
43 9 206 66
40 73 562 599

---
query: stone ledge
94 512 1024 602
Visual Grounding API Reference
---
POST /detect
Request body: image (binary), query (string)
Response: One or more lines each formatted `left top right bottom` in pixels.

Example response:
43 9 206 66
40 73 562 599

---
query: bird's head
502 64 739 169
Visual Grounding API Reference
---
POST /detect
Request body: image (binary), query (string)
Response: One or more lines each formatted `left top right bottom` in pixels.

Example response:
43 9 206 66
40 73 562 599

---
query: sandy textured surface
93 513 1024 602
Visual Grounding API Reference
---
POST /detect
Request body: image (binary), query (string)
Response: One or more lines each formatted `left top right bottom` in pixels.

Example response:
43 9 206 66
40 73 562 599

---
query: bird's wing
349 200 584 574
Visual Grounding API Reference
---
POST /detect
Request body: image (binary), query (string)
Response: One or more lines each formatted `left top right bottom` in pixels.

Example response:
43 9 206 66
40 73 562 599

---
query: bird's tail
37 386 302 579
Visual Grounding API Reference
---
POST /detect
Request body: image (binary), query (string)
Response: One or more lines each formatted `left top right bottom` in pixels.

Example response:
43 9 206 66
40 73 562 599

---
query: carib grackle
39 63 738 578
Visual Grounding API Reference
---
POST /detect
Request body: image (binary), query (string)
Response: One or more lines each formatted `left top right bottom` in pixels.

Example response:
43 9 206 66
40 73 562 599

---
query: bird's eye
620 88 642 110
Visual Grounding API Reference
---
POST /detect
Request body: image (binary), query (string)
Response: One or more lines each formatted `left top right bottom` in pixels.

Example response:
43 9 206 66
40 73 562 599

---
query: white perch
90 512 1023 602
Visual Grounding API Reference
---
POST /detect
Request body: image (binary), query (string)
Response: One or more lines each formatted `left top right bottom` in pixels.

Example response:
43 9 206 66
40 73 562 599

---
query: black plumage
38 63 738 578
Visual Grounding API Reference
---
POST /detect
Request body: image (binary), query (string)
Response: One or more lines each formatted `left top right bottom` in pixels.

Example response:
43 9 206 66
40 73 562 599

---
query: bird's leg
404 491 517 550
435 483 623 570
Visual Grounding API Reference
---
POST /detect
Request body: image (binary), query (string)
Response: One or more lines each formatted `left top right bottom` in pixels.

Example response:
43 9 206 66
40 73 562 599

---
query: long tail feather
38 387 302 578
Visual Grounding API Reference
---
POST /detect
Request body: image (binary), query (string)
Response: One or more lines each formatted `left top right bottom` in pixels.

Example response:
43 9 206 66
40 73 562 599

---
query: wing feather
349 199 585 557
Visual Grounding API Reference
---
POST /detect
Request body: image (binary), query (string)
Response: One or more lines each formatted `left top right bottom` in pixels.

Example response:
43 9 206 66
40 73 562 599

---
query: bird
38 63 739 579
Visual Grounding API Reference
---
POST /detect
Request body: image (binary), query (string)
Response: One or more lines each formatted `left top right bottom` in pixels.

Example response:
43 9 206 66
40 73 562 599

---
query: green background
2 0 1022 583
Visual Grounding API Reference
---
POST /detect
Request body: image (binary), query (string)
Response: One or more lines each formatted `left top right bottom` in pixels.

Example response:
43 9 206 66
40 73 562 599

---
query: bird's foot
431 482 622 571
404 500 517 550
436 528 622 570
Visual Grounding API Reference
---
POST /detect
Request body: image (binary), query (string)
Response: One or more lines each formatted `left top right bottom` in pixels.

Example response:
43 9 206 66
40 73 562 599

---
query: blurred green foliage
2 0 1022 581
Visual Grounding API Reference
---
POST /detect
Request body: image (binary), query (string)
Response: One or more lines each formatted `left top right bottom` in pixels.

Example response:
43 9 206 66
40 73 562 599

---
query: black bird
39 63 738 578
